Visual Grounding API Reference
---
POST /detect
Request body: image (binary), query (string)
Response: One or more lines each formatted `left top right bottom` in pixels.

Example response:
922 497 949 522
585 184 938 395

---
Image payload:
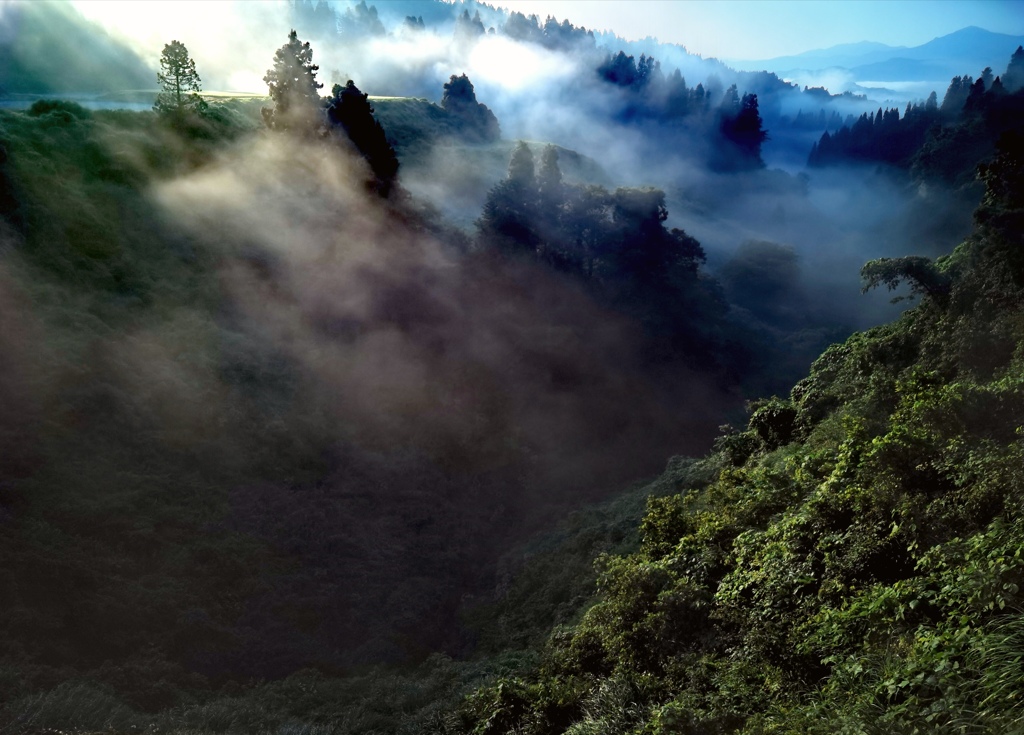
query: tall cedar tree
153 41 206 116
263 30 323 132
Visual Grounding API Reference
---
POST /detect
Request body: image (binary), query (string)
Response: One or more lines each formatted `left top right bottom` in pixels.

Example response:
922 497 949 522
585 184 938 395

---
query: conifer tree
1004 46 1024 92
326 80 399 197
154 40 206 117
262 30 323 131
478 142 540 252
537 145 563 203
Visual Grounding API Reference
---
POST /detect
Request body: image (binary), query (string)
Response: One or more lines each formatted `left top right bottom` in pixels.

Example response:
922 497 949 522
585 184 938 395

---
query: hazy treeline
810 47 1024 180
0 44 742 722
446 125 1024 735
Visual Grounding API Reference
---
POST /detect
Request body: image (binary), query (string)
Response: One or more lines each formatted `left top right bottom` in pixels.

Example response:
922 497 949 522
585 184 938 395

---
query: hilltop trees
260 31 399 196
153 40 206 117
477 142 730 369
812 47 1024 181
716 90 768 170
477 141 539 252
262 30 323 131
441 74 500 142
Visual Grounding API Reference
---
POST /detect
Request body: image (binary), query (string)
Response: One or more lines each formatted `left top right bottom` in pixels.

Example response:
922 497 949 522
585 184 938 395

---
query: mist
0 0 1005 714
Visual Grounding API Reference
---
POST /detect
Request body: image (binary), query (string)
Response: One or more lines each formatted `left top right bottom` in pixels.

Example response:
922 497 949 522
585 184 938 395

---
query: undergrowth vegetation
447 134 1024 734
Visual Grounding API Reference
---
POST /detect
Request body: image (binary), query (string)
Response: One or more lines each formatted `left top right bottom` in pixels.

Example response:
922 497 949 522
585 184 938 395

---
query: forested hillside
2 3 1024 734
449 132 1024 735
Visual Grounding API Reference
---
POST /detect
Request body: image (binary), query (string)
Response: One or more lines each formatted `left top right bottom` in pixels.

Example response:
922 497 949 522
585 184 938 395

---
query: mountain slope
735 26 1024 84
447 133 1024 734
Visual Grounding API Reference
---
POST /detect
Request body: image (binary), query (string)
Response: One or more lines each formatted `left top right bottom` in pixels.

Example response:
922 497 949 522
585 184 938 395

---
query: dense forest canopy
1 2 1023 734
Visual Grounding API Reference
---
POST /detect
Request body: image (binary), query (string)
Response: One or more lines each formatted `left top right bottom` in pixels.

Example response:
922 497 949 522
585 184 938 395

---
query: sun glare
70 0 284 93
468 35 566 92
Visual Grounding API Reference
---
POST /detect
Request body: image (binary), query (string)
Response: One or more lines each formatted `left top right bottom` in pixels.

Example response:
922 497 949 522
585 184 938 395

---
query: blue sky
502 0 1024 60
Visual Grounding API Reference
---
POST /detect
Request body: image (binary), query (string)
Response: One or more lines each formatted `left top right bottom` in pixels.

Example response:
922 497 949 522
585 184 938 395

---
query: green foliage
451 125 1024 735
262 30 324 131
3 45 1023 735
467 478 675 656
325 81 399 196
154 40 207 118
442 74 501 143
475 142 743 381
860 255 951 305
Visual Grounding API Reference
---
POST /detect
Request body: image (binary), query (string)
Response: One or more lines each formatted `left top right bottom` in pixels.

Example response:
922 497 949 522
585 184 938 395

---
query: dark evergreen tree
507 141 535 186
636 53 661 88
964 76 987 114
536 145 567 268
262 30 323 132
691 83 708 113
326 81 399 197
441 74 500 142
598 51 638 87
719 84 740 115
537 145 563 203
477 142 539 253
716 93 767 170
941 75 973 116
981 66 995 90
664 69 689 119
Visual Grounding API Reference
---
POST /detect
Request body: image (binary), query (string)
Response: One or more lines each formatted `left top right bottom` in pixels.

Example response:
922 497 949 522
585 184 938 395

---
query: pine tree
262 30 323 131
718 93 767 170
153 41 205 117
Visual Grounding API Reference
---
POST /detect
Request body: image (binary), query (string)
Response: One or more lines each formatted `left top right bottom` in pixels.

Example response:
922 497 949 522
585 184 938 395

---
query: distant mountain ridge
732 26 1024 86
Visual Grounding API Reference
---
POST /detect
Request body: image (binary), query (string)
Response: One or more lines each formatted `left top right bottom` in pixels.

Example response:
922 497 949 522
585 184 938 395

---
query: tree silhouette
537 145 564 203
941 75 973 116
716 93 767 170
262 30 323 131
153 41 206 117
441 74 500 142
1003 46 1024 92
338 1 385 40
478 142 540 253
326 80 399 197
454 9 485 40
